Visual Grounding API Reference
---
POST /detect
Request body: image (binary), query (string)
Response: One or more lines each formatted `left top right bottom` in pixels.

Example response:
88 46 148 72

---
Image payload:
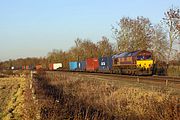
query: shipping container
49 63 53 70
98 56 112 71
29 65 35 70
49 63 63 70
11 66 15 70
26 65 29 70
14 66 21 70
86 58 99 71
54 63 62 70
69 62 78 71
36 65 42 70
22 66 26 70
77 61 86 71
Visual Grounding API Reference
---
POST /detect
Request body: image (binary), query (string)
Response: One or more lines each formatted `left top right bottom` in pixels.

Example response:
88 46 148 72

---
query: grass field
34 71 180 120
0 71 179 120
0 77 27 120
168 65 180 76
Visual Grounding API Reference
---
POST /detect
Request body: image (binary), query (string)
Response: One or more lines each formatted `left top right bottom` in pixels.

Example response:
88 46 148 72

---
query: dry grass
168 65 180 76
0 77 28 120
34 72 180 120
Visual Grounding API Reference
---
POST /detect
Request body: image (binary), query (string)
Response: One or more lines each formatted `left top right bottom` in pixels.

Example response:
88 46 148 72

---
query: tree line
0 7 180 69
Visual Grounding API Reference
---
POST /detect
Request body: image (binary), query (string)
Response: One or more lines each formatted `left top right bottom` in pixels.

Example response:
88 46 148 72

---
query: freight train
10 50 166 75
67 50 154 75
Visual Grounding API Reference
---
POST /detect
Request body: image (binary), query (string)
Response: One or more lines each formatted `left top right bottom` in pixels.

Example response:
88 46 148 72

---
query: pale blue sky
0 0 179 61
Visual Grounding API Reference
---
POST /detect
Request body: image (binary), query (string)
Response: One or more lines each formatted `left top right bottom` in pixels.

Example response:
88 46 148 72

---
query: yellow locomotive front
136 51 154 74
137 60 153 69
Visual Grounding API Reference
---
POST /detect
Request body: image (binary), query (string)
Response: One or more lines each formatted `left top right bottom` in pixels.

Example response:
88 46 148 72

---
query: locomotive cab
136 51 154 75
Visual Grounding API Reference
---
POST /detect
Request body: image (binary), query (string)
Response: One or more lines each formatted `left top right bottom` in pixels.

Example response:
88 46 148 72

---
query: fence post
165 79 168 86
30 71 33 89
137 77 140 83
30 70 33 79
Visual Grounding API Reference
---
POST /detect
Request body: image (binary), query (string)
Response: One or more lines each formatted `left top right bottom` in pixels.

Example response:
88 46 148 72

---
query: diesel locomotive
112 50 153 75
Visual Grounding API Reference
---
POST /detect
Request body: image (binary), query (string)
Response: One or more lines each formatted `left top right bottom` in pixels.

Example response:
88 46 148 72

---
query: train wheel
136 71 139 76
129 70 132 75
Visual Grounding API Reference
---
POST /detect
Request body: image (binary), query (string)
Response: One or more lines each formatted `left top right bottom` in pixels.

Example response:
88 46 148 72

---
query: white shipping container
53 63 62 70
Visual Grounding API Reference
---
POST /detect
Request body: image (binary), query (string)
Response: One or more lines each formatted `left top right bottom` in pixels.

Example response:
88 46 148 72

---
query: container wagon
49 63 63 70
77 61 86 71
69 62 78 71
86 58 99 72
98 56 113 72
36 65 43 70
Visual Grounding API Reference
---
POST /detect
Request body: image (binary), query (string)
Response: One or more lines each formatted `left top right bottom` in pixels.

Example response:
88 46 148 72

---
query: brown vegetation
0 70 39 120
0 77 27 119
32 72 180 120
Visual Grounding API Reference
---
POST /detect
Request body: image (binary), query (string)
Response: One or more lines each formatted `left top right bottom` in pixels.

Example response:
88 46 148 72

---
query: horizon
0 0 180 61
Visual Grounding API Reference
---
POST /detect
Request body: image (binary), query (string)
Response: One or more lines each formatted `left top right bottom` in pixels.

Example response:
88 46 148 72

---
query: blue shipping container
77 61 86 71
69 62 78 71
98 56 113 71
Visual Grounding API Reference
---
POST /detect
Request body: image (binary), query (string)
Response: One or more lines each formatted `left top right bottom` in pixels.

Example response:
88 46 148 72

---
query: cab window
137 55 152 60
145 55 152 60
137 56 144 60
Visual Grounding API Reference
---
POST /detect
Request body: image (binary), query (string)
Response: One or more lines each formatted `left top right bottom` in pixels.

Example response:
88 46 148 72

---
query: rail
44 70 180 86
74 72 180 86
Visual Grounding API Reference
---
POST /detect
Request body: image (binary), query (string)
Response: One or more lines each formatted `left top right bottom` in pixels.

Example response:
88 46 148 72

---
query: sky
0 0 179 61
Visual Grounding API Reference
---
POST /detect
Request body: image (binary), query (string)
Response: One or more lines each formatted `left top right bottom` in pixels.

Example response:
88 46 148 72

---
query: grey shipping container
98 56 112 72
77 61 86 71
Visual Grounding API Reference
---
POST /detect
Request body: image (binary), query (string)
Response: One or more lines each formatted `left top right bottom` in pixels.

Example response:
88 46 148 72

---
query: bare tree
97 36 114 56
74 38 82 61
163 6 180 65
112 17 154 52
68 38 98 61
78 39 98 58
151 24 168 61
47 49 65 63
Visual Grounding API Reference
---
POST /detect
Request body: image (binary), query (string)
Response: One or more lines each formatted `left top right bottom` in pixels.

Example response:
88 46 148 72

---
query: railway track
71 72 180 85
44 70 180 86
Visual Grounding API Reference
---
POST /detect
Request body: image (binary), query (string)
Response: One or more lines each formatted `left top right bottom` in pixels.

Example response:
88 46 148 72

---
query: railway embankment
32 71 180 120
